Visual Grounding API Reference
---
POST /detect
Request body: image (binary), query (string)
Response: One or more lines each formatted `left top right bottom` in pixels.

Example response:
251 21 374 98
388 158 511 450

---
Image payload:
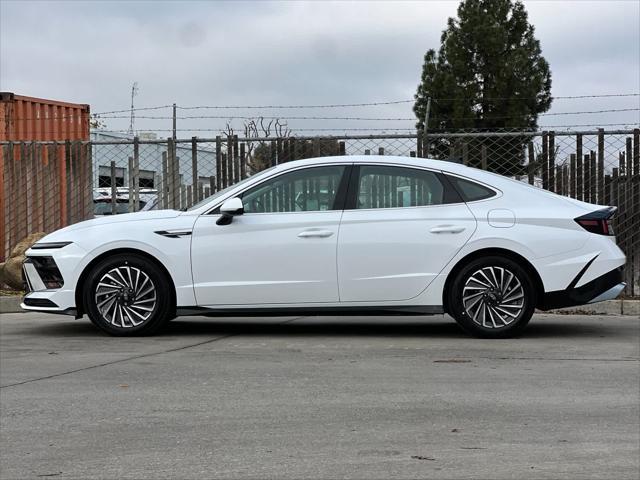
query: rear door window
355 165 448 209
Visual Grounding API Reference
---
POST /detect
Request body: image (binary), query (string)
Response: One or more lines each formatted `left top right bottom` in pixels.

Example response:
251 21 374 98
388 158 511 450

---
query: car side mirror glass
217 197 244 225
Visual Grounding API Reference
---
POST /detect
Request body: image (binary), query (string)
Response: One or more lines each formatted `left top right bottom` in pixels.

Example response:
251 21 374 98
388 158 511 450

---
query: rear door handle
430 225 466 234
298 229 334 238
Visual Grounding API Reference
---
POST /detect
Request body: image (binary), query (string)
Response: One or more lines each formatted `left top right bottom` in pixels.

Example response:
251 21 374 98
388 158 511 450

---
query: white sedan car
22 156 626 338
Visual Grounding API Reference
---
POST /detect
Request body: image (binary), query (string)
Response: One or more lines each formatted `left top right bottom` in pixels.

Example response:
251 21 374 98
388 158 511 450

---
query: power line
90 122 638 135
91 92 639 115
92 128 419 134
175 100 415 110
95 105 173 116
9 97 640 122
166 93 640 110
11 120 637 136
430 93 640 102
91 107 640 122
8 93 639 121
550 93 639 99
99 115 418 121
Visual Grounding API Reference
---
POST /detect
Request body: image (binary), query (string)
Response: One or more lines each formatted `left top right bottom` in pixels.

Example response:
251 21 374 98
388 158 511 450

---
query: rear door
337 164 477 302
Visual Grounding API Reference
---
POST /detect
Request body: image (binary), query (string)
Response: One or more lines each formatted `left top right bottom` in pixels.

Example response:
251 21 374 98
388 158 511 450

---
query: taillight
575 208 616 236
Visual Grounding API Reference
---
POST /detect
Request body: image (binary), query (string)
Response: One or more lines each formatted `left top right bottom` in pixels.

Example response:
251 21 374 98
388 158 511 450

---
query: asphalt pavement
1 312 638 479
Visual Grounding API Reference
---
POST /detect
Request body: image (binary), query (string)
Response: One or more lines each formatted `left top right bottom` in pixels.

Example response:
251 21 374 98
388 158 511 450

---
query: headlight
31 241 73 250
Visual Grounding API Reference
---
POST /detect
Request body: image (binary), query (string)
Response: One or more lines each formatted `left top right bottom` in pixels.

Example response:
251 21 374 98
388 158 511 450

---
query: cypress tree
414 0 552 174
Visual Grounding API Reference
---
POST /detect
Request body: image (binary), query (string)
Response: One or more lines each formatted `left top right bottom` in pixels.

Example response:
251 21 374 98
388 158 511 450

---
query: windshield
187 166 276 211
93 200 147 215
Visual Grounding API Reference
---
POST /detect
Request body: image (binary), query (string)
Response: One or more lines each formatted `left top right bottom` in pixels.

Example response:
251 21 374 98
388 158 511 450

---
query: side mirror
216 197 244 225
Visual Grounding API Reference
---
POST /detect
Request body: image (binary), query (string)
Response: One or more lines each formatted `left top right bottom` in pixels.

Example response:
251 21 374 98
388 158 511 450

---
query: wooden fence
1 129 639 295
1 141 93 260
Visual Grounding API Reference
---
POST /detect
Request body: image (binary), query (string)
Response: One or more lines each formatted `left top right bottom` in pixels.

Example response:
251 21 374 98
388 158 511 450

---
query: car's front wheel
83 253 173 336
448 256 536 338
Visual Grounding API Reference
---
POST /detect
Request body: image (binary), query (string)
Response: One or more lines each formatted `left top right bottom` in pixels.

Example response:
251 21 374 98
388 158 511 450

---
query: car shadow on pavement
25 314 633 340
164 317 631 339
165 318 469 338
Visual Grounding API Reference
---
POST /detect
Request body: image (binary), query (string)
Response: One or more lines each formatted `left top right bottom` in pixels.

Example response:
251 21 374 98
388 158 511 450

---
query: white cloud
1 0 638 134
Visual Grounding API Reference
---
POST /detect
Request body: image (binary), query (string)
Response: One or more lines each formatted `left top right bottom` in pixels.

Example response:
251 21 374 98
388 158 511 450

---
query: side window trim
205 163 353 215
332 164 354 211
437 172 464 204
344 164 360 210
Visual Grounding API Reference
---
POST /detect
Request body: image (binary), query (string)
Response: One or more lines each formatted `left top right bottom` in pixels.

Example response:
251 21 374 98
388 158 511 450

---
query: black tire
83 253 174 336
447 256 536 338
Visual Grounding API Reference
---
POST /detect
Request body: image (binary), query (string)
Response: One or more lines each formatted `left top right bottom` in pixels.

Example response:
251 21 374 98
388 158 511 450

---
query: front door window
241 165 347 213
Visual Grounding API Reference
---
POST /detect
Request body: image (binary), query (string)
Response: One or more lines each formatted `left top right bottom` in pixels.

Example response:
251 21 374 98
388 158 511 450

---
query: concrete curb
1 295 638 316
0 296 23 314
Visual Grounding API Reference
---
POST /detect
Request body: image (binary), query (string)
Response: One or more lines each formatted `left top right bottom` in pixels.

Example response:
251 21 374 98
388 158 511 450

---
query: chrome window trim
202 163 354 216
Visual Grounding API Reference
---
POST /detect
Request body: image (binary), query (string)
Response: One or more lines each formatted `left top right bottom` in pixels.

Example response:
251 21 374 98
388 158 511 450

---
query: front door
191 165 349 306
337 164 476 302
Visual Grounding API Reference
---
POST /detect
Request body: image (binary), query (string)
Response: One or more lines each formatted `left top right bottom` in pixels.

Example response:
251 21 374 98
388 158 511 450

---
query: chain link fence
2 128 639 295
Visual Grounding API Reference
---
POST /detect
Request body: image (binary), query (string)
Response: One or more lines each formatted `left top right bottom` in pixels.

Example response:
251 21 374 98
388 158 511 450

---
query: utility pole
172 103 177 140
127 82 139 135
422 96 431 158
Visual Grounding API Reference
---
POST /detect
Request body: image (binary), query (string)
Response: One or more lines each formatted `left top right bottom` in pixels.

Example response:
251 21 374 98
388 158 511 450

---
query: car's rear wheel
448 256 536 338
83 254 173 336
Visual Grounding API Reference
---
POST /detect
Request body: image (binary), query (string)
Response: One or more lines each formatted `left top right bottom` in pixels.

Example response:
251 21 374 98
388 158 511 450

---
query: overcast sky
1 0 639 136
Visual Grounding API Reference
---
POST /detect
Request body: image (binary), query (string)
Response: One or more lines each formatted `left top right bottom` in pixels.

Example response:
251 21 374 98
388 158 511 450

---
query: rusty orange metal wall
1 93 91 262
0 92 90 142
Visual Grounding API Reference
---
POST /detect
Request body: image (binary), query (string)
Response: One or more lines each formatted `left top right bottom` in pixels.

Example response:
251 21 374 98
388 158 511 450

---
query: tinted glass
188 167 276 212
449 176 496 201
93 200 145 215
356 165 445 209
242 166 346 213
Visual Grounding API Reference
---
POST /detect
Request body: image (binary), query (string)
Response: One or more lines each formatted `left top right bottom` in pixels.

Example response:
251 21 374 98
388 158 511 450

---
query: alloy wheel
94 266 157 328
462 266 525 329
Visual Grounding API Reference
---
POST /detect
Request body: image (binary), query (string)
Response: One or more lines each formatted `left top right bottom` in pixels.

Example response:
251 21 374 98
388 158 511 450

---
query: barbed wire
172 94 639 110
16 123 636 137
136 93 640 112
429 93 640 102
92 128 419 134
7 93 639 121
93 93 640 114
87 123 639 137
87 108 640 122
175 99 415 110
10 122 638 138
92 105 174 115
98 115 416 121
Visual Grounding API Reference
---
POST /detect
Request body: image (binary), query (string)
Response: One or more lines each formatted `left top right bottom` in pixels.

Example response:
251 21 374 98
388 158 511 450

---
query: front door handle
430 225 466 234
298 229 334 238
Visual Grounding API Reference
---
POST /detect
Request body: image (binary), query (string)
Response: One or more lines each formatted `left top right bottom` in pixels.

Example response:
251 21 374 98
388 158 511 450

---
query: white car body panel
191 211 342 305
27 211 199 308
337 203 477 302
21 155 626 319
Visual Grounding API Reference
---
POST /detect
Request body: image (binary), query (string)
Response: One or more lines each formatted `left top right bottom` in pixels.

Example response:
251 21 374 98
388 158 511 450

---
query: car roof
187 154 597 216
272 154 483 177
270 155 600 207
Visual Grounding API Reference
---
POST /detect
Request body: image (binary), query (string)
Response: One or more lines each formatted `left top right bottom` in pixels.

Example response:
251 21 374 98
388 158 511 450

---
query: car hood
40 210 183 240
